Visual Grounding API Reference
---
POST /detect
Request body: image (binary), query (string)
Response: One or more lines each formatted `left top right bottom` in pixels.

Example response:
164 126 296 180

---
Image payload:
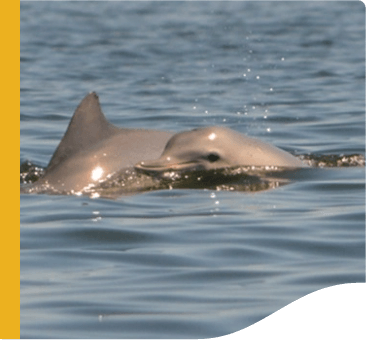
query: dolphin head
134 127 231 172
134 126 305 174
134 127 256 173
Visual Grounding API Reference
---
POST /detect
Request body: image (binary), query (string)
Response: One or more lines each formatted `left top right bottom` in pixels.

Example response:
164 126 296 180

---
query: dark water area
20 1 365 338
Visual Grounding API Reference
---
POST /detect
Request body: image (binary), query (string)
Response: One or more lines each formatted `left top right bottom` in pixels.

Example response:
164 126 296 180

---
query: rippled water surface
20 2 365 338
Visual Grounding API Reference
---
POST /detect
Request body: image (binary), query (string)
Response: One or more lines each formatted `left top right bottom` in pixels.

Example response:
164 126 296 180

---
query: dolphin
30 92 173 193
26 92 305 194
135 126 305 173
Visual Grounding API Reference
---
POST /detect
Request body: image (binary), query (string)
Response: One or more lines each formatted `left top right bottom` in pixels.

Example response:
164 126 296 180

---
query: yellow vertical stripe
1 0 20 338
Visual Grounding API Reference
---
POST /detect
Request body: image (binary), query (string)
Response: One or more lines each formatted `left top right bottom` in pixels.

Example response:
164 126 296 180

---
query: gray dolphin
31 92 173 193
135 126 305 173
27 92 305 194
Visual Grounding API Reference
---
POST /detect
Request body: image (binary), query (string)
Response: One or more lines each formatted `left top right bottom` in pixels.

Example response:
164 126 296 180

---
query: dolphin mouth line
134 160 201 173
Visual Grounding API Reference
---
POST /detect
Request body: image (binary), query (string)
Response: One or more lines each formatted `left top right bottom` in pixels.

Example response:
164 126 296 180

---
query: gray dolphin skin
34 92 173 193
30 92 305 194
135 126 305 173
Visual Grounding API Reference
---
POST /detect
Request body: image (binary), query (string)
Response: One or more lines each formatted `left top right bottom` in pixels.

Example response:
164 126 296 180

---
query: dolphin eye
207 153 220 163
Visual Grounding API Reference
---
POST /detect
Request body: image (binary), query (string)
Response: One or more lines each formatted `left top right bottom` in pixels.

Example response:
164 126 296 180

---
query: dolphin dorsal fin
46 92 119 172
